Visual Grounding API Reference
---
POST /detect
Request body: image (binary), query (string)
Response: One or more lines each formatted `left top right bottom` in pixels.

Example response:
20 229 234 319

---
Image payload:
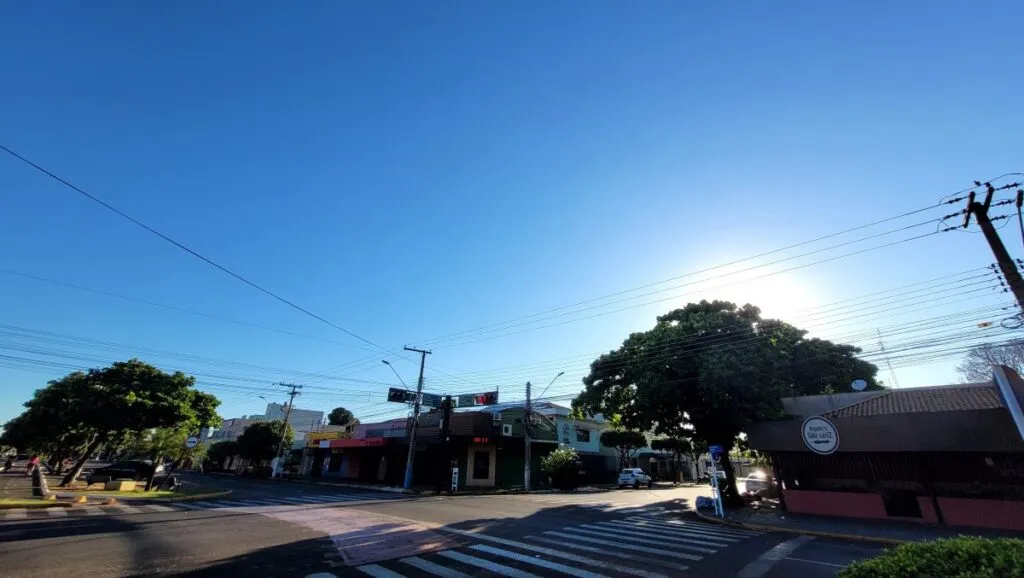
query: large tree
957 340 1024 382
600 429 647 470
327 407 359 427
574 300 881 505
236 420 293 464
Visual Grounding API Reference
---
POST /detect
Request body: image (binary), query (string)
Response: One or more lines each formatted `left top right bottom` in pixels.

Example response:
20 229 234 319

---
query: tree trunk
155 456 184 491
59 437 102 487
144 454 162 491
717 444 743 507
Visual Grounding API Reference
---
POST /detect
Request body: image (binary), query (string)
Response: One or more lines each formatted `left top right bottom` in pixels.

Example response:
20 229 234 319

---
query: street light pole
401 347 431 491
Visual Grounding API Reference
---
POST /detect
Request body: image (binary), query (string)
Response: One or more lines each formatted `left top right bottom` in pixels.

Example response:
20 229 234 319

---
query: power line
0 143 389 354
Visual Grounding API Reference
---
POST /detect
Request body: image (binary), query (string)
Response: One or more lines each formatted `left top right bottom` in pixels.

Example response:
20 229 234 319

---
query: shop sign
801 416 840 455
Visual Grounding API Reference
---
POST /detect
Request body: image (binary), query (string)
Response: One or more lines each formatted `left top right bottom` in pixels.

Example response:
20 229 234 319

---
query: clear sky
2 2 1022 426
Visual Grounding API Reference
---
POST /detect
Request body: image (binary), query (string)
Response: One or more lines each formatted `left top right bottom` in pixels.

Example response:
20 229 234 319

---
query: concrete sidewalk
697 506 1024 544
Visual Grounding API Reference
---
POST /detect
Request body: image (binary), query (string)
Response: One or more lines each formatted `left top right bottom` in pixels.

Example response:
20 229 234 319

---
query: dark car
86 460 176 488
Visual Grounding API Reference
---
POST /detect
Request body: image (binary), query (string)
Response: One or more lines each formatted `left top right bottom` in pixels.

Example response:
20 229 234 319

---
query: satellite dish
851 379 867 391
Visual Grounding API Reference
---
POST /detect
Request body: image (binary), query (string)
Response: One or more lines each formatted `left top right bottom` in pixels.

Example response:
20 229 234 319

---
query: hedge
840 536 1024 578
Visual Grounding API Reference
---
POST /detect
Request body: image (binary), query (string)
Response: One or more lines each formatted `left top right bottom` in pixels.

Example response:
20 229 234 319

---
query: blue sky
2 2 1022 425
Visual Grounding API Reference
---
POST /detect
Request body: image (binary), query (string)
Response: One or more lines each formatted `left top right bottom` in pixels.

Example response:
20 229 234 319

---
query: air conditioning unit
502 424 512 436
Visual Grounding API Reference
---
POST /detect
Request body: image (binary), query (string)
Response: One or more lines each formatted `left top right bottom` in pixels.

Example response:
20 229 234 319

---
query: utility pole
272 383 302 478
524 380 532 491
437 395 453 493
403 346 431 490
963 186 1024 310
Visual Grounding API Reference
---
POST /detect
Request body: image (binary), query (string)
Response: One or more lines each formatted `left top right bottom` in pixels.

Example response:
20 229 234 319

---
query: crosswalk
346 513 761 577
487 493 684 516
0 491 404 521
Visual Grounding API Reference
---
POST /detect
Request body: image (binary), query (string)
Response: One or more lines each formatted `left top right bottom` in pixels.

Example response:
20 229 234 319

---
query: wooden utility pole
272 383 302 478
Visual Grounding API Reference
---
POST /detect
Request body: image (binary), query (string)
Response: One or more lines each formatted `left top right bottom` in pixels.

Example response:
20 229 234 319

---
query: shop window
472 450 490 480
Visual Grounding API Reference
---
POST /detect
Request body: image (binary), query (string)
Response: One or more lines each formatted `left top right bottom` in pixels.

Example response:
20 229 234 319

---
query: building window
576 428 591 443
472 451 490 480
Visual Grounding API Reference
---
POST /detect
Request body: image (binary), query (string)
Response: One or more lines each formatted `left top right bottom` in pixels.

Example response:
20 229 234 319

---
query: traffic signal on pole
388 387 411 403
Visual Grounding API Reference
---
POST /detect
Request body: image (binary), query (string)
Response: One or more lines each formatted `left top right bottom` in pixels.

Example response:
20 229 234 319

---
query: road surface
0 476 882 577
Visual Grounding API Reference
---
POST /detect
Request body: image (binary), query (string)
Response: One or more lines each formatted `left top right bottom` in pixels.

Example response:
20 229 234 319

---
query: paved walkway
708 507 1024 543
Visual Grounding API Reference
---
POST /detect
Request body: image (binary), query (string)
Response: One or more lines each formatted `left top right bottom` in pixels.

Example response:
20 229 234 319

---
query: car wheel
618 485 625 489
633 481 640 489
647 480 653 488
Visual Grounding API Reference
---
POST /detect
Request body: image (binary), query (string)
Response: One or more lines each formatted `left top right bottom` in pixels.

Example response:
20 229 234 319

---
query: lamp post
525 371 565 491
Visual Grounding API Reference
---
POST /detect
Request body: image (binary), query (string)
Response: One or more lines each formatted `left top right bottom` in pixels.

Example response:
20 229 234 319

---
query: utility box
105 480 136 491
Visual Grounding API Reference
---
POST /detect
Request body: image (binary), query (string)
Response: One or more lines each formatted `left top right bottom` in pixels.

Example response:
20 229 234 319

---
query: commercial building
746 365 1024 531
208 415 266 442
264 402 324 440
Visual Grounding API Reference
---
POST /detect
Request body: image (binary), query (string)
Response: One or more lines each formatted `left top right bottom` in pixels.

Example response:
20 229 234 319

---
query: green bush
839 537 1024 578
540 447 580 490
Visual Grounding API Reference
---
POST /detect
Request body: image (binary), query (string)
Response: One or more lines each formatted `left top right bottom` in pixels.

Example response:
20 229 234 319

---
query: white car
617 468 653 489
742 471 776 497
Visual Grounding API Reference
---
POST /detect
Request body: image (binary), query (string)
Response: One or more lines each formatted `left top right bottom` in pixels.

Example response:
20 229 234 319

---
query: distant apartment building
209 415 266 441
264 402 324 439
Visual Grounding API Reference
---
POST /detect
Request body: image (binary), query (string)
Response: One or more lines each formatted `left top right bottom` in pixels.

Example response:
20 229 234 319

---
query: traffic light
387 387 411 403
473 391 498 406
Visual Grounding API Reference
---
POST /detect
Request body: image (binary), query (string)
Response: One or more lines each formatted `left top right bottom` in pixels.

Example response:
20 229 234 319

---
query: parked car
618 468 653 489
741 471 777 497
86 460 172 486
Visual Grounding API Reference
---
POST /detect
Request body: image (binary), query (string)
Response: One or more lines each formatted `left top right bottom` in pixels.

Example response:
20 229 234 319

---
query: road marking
4 508 28 520
631 516 761 536
439 528 668 578
46 508 68 517
437 550 540 578
470 544 610 578
172 502 205 510
620 518 749 539
233 500 270 506
142 504 175 512
543 530 703 561
567 525 718 553
188 501 222 508
526 535 687 573
82 507 106 516
784 556 845 568
400 555 471 577
357 564 406 578
595 520 739 543
736 536 815 578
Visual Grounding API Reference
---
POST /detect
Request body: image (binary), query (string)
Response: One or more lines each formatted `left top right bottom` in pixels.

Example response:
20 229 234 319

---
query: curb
693 510 908 546
162 490 234 502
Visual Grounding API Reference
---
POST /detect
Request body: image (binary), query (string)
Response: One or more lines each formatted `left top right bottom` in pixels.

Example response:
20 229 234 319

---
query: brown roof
825 383 1004 418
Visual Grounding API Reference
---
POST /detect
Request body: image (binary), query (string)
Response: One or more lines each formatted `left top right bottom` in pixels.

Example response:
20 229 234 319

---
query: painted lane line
438 528 668 578
4 508 28 520
542 530 703 562
470 544 610 578
526 535 687 573
568 525 719 553
437 550 540 578
172 502 206 510
46 508 68 517
81 507 106 516
595 520 740 543
400 555 472 577
142 504 175 513
737 536 816 578
784 556 845 568
618 517 750 539
357 564 406 578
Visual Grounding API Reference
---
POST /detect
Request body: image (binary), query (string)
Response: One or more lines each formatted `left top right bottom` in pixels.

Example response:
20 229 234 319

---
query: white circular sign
185 435 200 449
851 379 867 391
801 416 839 455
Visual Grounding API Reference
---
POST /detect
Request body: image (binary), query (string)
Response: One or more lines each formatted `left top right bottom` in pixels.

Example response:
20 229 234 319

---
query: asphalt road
0 477 883 577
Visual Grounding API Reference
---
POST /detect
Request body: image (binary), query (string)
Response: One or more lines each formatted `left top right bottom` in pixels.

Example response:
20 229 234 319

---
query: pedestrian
2 456 13 472
25 455 39 476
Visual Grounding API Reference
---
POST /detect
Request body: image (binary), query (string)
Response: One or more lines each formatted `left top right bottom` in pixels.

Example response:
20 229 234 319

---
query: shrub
839 536 1024 578
540 447 580 490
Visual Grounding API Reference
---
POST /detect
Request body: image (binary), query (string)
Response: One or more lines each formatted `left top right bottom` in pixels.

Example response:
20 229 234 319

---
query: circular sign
851 379 867 391
185 435 200 449
801 416 839 455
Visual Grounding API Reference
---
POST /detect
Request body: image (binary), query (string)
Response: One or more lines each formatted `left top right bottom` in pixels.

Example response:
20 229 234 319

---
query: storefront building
747 366 1024 531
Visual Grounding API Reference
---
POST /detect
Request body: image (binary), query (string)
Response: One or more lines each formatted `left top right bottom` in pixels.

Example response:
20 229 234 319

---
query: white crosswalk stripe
352 515 761 577
46 508 68 517
4 508 28 520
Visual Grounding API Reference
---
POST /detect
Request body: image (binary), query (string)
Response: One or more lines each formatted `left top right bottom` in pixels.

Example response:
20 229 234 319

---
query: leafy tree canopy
236 420 293 464
327 407 359 427
575 300 881 502
599 429 647 469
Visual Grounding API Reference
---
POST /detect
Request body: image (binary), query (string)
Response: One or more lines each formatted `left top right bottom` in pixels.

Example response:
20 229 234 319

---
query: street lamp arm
537 371 566 401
